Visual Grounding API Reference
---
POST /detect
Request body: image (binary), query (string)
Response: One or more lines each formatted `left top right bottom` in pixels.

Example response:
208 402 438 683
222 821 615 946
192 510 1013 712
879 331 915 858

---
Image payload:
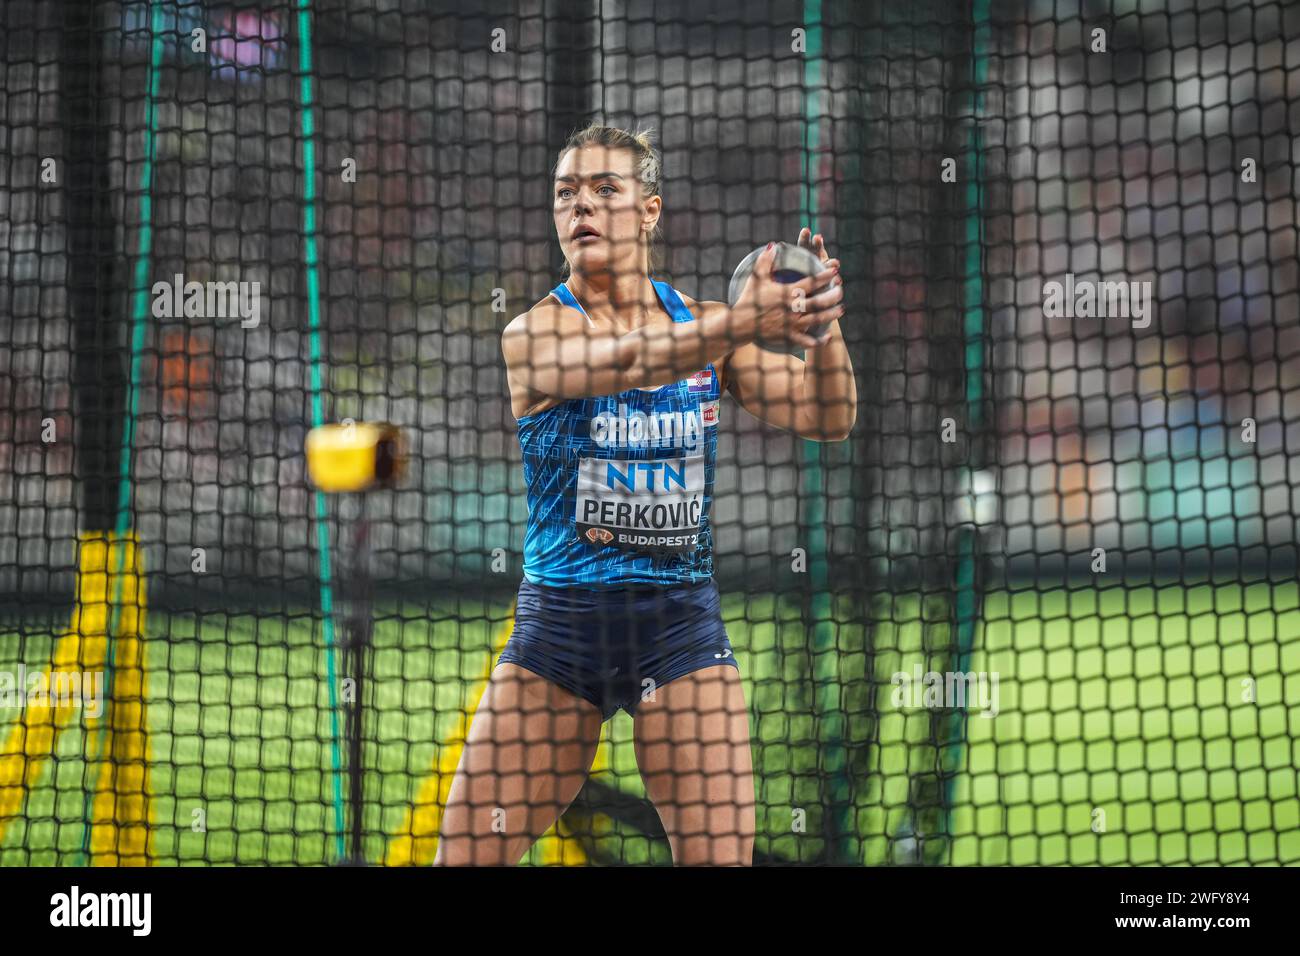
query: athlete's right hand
730 243 844 350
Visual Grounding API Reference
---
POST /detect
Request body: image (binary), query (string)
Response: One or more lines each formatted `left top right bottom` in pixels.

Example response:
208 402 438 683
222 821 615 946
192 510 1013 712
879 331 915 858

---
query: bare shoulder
502 296 566 353
676 290 727 319
502 295 575 420
502 295 586 372
676 292 734 390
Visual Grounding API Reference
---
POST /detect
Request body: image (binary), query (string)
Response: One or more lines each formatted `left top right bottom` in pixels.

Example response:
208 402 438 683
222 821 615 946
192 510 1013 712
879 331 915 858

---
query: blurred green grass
2 581 1296 865
859 582 1300 866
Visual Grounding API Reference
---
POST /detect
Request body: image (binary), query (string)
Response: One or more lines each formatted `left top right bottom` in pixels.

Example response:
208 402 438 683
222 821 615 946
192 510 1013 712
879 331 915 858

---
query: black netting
1 0 1296 866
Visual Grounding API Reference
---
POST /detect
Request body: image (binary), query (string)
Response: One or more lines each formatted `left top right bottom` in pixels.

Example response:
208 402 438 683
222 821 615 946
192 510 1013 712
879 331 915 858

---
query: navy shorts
497 578 738 722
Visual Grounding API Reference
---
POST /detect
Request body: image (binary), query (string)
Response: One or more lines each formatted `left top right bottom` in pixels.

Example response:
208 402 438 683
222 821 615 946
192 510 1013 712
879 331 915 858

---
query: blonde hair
553 123 663 276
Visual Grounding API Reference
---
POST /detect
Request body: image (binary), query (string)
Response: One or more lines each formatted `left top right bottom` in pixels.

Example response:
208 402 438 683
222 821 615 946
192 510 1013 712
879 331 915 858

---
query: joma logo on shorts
590 404 703 449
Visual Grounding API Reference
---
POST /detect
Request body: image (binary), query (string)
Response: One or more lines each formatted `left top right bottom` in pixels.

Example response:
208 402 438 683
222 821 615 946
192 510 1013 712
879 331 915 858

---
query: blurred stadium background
1 0 1297 865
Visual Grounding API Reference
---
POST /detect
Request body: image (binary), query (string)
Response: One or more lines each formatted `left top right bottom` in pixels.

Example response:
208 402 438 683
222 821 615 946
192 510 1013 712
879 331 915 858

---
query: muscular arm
685 297 857 442
502 301 752 401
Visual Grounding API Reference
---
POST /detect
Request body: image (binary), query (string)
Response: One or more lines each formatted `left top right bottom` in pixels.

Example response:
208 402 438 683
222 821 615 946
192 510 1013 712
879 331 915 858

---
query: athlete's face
554 145 660 277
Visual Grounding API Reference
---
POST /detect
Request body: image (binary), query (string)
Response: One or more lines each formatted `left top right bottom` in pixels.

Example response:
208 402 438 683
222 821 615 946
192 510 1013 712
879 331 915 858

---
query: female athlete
435 124 857 865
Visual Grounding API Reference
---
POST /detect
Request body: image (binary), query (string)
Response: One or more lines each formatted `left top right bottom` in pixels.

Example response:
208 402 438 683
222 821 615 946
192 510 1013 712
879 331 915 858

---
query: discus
727 241 833 354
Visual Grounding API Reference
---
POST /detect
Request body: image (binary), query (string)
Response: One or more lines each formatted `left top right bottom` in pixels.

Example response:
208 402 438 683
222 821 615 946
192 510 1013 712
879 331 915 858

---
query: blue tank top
517 279 721 587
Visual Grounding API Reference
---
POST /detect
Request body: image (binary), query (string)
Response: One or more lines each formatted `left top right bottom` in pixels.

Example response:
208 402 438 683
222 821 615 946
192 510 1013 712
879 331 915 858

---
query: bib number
576 455 705 557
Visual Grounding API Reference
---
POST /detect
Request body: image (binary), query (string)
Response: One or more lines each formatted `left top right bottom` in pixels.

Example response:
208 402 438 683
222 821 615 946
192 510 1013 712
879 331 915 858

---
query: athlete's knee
435 805 532 866
667 826 754 866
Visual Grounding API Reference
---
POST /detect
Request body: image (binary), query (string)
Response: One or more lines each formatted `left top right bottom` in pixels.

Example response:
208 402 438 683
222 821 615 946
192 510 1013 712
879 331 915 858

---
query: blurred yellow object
305 421 407 492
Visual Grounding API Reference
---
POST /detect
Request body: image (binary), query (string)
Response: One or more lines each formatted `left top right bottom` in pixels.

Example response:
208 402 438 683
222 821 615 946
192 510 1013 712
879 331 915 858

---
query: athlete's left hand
797 227 833 267
798 227 842 345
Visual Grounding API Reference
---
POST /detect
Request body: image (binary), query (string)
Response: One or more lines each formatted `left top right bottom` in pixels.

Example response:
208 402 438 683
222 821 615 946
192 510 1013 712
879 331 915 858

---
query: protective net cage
1 0 1297 866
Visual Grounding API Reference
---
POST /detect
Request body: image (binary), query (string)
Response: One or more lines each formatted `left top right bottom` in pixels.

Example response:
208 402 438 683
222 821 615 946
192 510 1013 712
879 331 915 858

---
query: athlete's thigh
436 662 603 865
632 663 756 866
